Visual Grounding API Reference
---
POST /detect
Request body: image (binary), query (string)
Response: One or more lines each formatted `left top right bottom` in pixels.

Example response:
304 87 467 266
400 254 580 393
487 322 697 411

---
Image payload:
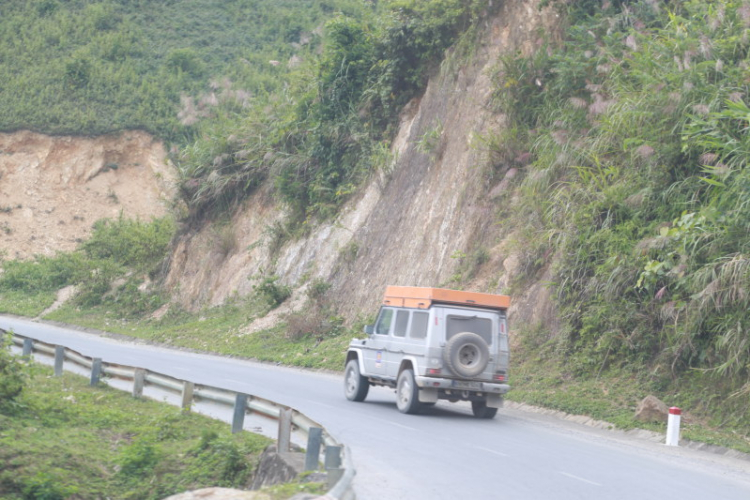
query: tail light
493 373 506 382
428 368 442 375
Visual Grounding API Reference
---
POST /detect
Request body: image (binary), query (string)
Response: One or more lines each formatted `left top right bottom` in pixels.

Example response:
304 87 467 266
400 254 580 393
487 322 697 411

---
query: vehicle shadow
358 399 498 421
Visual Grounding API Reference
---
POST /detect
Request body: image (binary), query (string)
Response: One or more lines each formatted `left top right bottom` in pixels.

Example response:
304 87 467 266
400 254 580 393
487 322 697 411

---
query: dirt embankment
0 130 175 260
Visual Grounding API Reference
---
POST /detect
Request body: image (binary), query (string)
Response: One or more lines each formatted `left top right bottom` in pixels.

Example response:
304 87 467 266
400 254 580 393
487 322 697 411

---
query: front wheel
471 400 498 419
344 359 369 402
396 369 422 414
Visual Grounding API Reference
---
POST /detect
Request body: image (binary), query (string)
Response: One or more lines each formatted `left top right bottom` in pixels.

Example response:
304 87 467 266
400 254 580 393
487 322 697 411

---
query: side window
409 311 429 339
394 310 409 337
375 309 394 335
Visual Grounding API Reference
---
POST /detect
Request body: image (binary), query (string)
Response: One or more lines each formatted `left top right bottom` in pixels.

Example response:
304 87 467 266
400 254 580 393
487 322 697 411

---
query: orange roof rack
382 286 510 310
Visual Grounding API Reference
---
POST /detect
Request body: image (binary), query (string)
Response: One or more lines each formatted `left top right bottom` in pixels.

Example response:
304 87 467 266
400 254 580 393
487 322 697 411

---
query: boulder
635 395 669 423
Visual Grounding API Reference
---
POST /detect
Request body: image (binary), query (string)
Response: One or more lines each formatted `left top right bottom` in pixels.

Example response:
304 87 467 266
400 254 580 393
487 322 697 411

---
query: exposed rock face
635 395 669 423
0 130 175 260
162 1 564 334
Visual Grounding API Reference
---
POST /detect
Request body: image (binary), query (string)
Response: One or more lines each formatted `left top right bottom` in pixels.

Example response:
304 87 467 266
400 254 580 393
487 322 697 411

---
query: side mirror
363 324 374 335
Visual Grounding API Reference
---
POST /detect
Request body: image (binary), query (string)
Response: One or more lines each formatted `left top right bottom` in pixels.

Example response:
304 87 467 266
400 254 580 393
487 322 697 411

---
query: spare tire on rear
443 332 490 378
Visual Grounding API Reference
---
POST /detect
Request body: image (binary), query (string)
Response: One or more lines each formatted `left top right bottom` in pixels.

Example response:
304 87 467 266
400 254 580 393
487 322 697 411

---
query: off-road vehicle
344 286 510 419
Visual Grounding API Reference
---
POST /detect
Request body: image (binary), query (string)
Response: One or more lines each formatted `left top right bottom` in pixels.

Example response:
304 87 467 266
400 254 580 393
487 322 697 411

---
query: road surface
3 315 750 500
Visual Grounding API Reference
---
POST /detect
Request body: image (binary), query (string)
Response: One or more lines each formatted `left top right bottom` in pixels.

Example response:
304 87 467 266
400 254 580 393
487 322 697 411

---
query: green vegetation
0 0 494 224
0 215 175 317
0 0 366 140
0 334 32 410
176 0 499 223
44 290 356 371
492 0 750 435
0 349 272 499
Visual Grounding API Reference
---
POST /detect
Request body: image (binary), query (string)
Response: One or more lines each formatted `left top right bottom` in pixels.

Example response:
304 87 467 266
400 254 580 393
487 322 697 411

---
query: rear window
446 315 492 345
410 311 428 339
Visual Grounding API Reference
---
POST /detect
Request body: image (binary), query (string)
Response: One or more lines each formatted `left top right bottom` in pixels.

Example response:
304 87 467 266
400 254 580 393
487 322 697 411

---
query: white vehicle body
344 287 511 418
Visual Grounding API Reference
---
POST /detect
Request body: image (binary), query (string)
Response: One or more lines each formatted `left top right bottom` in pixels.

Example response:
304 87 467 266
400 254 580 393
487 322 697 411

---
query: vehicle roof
382 286 510 310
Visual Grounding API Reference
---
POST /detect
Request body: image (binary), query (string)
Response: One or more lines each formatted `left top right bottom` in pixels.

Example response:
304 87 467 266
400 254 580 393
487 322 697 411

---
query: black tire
443 332 490 378
344 359 369 402
396 369 422 414
472 400 498 419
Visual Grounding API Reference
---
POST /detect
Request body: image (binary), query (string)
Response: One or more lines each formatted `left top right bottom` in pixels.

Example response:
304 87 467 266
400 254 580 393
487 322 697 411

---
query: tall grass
495 0 750 388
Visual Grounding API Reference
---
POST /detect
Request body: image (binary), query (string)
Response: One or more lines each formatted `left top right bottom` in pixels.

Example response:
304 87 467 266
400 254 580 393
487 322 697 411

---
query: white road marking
304 399 336 409
220 378 245 385
558 472 602 486
363 415 417 431
474 446 509 457
385 420 417 431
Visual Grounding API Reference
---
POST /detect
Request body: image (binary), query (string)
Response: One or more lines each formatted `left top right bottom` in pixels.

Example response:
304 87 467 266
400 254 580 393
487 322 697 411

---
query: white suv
344 286 510 418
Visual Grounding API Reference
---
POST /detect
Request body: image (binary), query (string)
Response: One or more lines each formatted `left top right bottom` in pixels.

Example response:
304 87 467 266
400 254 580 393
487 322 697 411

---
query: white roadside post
666 406 682 446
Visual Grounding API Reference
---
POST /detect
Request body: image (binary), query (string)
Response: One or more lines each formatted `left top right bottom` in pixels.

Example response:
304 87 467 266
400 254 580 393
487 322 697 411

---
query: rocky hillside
164 1 562 335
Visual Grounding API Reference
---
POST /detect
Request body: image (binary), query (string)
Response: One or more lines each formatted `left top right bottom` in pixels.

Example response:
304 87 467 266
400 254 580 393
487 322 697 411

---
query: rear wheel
396 369 422 414
344 359 369 402
471 400 498 419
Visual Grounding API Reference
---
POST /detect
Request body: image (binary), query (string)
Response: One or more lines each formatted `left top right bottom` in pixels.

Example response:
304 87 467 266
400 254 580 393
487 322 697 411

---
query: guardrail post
232 394 247 434
133 368 146 398
181 382 194 412
54 346 65 376
305 427 323 471
325 445 342 469
90 358 102 386
278 408 292 453
22 338 33 357
325 446 344 489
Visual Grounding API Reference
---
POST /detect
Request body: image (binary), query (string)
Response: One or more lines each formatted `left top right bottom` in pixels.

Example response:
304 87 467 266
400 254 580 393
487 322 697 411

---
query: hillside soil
0 130 175 260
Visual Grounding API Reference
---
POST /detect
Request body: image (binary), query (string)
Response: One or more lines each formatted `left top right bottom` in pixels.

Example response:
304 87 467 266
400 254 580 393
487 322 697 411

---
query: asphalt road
3 315 750 500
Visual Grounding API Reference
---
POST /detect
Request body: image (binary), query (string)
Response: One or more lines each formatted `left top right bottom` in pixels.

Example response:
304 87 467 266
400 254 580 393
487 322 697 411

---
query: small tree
0 332 30 410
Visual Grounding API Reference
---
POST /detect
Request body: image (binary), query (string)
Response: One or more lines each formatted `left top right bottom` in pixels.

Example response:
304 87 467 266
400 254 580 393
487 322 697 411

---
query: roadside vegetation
0 215 175 318
0 0 366 141
493 0 750 446
0 337 279 499
175 0 499 224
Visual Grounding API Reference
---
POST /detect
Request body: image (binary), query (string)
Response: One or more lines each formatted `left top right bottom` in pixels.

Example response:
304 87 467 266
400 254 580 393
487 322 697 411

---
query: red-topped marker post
666 406 681 446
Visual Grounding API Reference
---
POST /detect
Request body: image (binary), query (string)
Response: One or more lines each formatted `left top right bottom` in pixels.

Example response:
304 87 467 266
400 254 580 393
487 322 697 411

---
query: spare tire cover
443 331 490 378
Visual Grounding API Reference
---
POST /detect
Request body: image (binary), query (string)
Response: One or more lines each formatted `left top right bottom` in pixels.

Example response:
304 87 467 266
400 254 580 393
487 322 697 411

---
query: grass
44 298 352 371
0 0 367 140
506 354 750 454
0 365 273 500
0 290 56 318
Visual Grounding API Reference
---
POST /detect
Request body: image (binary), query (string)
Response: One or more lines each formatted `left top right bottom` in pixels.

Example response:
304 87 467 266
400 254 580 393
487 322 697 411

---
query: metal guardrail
5 329 356 500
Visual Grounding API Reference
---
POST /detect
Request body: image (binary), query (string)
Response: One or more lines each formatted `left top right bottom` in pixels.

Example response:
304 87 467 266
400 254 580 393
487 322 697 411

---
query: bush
0 333 30 410
117 438 160 478
252 275 292 309
21 472 78 500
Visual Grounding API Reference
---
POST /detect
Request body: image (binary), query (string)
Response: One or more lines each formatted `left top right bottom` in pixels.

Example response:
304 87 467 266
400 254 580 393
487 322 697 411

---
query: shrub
117 438 160 478
0 333 31 410
21 472 78 500
252 274 292 309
